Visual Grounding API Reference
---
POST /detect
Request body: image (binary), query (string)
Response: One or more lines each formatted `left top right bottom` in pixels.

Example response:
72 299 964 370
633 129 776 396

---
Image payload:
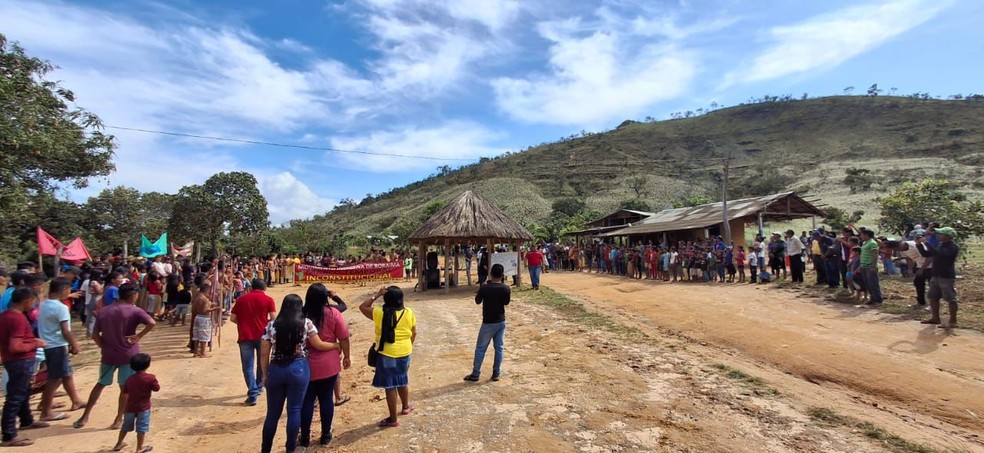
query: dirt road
21 275 983 452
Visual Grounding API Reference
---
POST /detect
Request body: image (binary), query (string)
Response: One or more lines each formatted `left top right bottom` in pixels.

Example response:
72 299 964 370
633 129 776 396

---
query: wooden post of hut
418 243 427 292
515 241 523 288
444 239 451 294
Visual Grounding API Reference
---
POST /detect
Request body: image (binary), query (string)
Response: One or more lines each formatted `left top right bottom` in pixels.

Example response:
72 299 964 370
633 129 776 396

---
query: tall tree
0 34 116 264
169 172 269 255
87 186 143 254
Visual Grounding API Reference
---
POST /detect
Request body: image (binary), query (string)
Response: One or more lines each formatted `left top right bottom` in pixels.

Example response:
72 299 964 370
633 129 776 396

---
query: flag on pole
140 233 168 258
61 238 92 263
37 226 64 256
171 241 195 257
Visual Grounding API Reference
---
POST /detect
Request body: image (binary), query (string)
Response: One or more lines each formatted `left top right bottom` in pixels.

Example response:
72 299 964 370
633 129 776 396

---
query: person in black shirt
918 227 960 328
464 264 510 382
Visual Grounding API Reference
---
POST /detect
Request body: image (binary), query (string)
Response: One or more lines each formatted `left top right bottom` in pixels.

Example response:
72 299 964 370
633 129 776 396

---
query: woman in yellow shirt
359 286 416 428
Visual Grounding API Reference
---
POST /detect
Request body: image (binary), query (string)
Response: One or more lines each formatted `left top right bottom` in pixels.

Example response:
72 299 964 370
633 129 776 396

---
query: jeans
472 322 506 378
790 254 804 283
863 268 883 304
826 258 840 288
1 359 35 442
262 358 310 453
529 266 542 289
300 374 338 444
882 257 898 275
239 340 264 399
913 268 929 304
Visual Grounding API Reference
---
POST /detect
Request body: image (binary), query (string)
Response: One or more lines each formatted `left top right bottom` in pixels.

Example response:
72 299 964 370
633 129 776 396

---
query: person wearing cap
918 227 960 328
858 229 883 305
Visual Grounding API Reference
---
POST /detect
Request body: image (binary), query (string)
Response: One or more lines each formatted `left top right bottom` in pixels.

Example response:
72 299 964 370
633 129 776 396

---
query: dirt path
21 276 982 452
544 271 984 451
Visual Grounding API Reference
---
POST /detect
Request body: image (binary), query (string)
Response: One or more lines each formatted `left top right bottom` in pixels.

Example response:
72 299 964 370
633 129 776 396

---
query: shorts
193 315 212 342
405 269 411 278
99 363 135 386
122 409 151 434
928 277 957 303
175 304 190 317
44 346 73 380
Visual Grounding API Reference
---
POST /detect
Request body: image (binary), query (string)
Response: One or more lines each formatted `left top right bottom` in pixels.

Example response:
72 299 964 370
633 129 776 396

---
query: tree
551 198 586 217
620 199 652 212
844 168 875 193
843 86 855 95
877 179 984 238
0 34 116 263
627 174 648 198
867 83 882 96
87 187 143 254
822 207 864 231
672 195 713 208
169 172 269 255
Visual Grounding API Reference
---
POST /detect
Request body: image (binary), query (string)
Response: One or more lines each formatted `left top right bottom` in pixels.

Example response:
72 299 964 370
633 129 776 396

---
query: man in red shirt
1 287 50 447
526 245 544 290
230 278 276 406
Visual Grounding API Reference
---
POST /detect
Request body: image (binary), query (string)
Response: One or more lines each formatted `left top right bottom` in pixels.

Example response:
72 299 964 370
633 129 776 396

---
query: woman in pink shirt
299 284 350 447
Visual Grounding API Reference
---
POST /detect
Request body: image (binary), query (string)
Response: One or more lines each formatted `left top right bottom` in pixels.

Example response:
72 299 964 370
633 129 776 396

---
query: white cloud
724 0 950 86
492 18 697 126
445 0 520 31
328 122 504 172
258 172 337 225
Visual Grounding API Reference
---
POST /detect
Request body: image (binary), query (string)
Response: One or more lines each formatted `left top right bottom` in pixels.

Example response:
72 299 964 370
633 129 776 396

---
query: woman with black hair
259 294 338 453
298 284 350 447
359 286 416 428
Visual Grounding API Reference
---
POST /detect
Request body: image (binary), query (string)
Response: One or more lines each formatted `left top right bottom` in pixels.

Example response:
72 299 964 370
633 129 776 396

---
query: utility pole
722 152 732 243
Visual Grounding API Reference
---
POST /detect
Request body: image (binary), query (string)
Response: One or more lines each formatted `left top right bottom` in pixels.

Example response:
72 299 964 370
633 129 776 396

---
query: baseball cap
913 229 926 237
936 227 957 237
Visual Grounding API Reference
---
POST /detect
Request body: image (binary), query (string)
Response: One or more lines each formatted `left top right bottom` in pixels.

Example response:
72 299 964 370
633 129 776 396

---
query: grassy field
287 96 984 242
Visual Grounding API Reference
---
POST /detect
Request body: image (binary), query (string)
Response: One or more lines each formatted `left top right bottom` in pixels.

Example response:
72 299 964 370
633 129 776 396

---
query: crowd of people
524 222 962 328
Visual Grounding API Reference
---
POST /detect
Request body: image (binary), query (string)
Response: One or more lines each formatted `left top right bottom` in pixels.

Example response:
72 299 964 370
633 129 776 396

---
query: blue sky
1 0 981 224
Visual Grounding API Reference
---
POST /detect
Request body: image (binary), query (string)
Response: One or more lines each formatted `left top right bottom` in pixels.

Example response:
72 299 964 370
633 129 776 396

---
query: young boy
114 353 159 453
170 279 192 327
0 287 49 447
748 248 759 284
38 278 87 421
191 283 220 358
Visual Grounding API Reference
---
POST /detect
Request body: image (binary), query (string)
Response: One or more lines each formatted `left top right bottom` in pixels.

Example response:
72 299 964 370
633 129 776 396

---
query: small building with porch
595 192 825 247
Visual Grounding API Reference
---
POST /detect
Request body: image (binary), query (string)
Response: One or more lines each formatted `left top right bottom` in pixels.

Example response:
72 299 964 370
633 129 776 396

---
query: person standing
901 230 929 307
359 286 416 428
299 284 351 448
230 279 277 406
919 227 960 328
526 246 544 290
477 248 490 284
859 229 883 306
403 255 413 282
259 295 338 453
785 230 805 283
38 279 87 421
74 284 156 430
0 288 50 447
464 263 510 382
113 353 159 453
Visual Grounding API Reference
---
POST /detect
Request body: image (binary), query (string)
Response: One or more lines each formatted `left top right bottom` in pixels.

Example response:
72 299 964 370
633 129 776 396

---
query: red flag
37 226 63 256
61 237 92 263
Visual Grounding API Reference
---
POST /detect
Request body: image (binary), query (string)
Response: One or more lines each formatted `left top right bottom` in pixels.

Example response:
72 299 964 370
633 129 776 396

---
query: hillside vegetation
282 96 984 248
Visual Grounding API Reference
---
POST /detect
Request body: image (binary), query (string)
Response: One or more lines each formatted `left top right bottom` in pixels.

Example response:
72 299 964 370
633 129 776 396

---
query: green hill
282 96 984 248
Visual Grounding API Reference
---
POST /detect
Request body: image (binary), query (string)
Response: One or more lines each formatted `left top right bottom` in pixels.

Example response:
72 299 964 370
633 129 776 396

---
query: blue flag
140 233 168 258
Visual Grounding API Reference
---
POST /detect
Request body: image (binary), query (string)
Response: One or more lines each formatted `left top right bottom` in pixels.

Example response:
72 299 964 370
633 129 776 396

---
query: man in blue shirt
37 279 86 421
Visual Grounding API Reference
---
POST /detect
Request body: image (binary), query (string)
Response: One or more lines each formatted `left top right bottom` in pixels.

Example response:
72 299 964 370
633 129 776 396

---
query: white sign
491 252 519 277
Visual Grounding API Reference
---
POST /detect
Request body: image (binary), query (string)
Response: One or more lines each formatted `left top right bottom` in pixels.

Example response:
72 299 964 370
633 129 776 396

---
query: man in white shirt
151 256 168 277
785 230 806 283
900 230 930 307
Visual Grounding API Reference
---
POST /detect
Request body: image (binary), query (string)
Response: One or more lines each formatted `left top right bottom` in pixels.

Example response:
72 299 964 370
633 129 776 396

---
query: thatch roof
407 190 533 243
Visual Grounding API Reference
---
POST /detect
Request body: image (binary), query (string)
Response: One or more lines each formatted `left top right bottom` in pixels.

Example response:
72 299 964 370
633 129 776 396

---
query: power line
103 125 476 162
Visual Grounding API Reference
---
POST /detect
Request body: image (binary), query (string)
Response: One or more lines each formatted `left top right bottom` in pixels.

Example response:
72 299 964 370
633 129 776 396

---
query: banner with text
294 262 404 283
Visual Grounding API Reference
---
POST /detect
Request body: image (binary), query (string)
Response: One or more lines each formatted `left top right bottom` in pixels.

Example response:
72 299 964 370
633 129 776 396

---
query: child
0 287 49 447
114 353 159 453
736 246 746 283
170 278 192 327
191 283 220 358
849 246 867 302
748 249 758 284
233 271 245 301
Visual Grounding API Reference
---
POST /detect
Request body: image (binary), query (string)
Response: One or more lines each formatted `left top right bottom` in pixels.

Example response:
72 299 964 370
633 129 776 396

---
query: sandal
21 421 49 430
0 438 34 447
41 413 70 422
401 405 414 416
334 395 350 407
377 418 400 428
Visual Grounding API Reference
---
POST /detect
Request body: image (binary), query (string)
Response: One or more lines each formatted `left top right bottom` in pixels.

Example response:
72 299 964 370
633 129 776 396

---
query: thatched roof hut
408 190 532 292
408 190 533 244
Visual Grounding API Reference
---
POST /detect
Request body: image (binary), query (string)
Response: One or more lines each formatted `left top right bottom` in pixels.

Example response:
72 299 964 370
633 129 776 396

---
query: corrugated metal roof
599 192 822 237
